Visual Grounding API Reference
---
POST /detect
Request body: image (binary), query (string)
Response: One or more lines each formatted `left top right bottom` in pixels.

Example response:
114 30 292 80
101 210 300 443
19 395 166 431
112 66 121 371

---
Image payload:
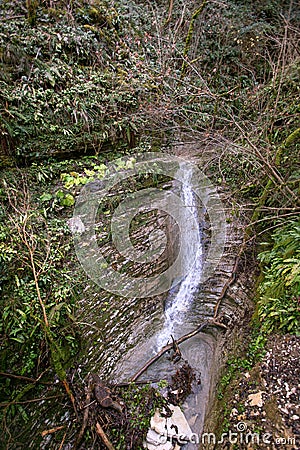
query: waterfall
156 162 203 349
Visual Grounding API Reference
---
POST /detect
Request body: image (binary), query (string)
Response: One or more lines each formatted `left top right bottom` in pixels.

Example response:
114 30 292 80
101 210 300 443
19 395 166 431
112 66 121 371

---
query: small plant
111 382 169 449
257 220 300 335
157 379 168 389
217 329 267 400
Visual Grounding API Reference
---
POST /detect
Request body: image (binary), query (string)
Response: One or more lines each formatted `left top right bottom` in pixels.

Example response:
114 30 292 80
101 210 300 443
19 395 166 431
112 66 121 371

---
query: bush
257 220 300 334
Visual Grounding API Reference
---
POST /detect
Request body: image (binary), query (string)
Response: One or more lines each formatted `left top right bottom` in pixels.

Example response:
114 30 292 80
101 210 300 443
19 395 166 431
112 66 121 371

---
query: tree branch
130 319 227 382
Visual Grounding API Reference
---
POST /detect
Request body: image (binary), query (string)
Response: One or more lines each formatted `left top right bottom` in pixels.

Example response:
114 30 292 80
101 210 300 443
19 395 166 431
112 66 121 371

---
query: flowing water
156 161 203 350
108 161 219 447
22 154 242 449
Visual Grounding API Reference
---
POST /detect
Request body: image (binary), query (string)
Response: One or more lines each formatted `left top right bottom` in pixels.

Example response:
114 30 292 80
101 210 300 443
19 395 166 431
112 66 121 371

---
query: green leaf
40 193 53 202
84 168 95 177
56 190 65 200
60 194 75 207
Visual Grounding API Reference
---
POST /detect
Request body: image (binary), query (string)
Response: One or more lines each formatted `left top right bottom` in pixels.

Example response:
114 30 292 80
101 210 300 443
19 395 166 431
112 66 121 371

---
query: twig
95 422 116 450
58 432 67 450
82 399 96 409
0 371 52 385
166 0 174 24
74 379 93 449
0 394 63 407
1 15 25 20
62 379 78 421
41 425 65 437
116 379 160 387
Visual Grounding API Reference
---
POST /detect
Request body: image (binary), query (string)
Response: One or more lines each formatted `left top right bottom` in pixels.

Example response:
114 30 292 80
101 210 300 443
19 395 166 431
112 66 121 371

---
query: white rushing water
156 162 203 349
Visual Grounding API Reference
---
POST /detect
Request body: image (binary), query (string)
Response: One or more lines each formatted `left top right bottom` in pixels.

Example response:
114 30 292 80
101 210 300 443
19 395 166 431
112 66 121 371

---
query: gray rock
67 216 85 234
144 404 193 449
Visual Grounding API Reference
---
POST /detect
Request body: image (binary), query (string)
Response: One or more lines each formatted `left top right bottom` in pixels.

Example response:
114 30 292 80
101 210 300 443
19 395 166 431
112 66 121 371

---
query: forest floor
216 334 300 450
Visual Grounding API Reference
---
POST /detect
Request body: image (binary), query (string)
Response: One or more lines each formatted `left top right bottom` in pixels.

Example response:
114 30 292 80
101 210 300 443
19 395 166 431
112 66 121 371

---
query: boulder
144 404 193 449
167 405 192 439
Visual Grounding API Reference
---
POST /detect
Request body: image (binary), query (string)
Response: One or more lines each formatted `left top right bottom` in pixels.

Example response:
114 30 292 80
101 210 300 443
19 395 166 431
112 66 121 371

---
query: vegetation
111 382 169 450
0 0 299 447
217 328 267 401
257 220 300 334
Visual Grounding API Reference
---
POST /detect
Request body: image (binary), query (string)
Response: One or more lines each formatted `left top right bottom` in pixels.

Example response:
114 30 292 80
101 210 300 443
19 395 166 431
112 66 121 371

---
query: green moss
284 127 300 148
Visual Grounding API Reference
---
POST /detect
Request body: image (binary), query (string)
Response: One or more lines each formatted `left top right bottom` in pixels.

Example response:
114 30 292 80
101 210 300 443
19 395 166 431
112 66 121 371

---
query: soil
215 334 300 450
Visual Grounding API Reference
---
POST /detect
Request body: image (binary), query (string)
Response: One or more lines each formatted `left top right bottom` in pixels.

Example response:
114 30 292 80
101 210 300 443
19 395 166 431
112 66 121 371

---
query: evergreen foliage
258 220 300 334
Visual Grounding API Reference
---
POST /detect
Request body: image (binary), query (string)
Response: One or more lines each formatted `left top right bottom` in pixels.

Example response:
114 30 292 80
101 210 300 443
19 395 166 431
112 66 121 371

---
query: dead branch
166 0 174 24
1 15 25 20
73 378 93 449
0 394 63 407
58 432 67 450
0 371 52 385
41 425 65 437
130 320 227 382
95 422 116 450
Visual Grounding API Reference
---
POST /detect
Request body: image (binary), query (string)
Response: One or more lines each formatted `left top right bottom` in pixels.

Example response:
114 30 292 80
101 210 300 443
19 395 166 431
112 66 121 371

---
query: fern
257 220 300 335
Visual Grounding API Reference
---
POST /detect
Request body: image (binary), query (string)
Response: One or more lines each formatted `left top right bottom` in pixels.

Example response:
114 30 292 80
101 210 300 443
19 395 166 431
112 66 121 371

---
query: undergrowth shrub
257 219 300 334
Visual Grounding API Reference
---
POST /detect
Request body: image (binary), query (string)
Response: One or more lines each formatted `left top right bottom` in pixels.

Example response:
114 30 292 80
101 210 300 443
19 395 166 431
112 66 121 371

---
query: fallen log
130 320 227 382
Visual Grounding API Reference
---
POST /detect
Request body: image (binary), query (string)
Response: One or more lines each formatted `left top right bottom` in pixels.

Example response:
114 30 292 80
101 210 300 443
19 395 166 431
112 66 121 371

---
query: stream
23 150 248 449
107 158 218 448
156 161 203 350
